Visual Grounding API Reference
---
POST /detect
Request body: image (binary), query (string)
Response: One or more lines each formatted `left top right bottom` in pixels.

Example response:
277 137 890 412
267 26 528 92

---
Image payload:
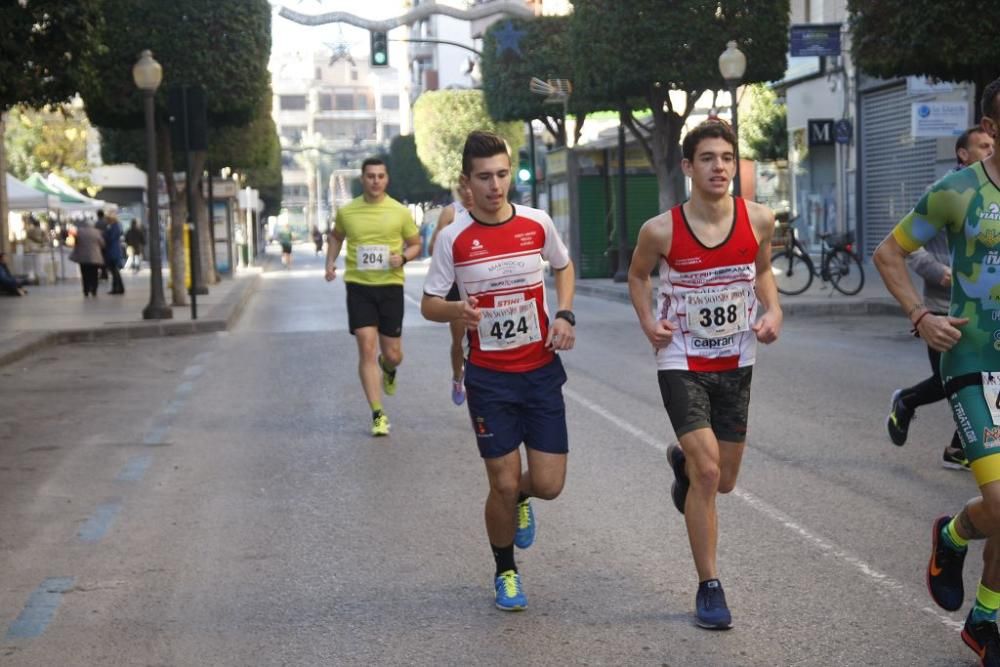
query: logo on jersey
986 251 1000 266
982 203 1000 222
472 239 483 248
691 335 736 349
985 426 1000 449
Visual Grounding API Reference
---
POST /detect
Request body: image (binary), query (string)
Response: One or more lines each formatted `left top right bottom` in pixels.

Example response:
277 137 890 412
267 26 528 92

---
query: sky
269 0 408 59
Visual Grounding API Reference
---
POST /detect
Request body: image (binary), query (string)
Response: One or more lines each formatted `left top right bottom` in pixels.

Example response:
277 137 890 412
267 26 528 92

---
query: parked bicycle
770 218 865 296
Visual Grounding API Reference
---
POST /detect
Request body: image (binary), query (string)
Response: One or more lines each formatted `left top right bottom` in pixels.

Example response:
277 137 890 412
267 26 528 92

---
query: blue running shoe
514 498 535 549
451 378 465 406
695 579 732 630
494 570 527 611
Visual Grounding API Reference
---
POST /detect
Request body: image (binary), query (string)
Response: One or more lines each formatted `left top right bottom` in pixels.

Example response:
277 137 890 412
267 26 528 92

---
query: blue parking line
78 500 122 543
142 422 169 446
116 454 153 482
5 577 74 640
175 381 194 395
183 364 204 378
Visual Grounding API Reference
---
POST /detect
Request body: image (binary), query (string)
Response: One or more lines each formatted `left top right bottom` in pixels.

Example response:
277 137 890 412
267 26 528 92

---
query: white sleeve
423 228 456 297
540 211 570 269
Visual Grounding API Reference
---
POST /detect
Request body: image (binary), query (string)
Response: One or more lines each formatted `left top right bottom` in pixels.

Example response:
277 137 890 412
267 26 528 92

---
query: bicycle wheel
770 245 814 295
825 249 864 295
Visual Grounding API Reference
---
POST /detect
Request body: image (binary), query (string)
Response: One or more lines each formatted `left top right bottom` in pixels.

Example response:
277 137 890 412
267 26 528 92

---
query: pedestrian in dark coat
104 213 125 294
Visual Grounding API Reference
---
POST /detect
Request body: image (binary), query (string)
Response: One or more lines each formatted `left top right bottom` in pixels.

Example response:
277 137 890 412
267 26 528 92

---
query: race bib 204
357 244 390 271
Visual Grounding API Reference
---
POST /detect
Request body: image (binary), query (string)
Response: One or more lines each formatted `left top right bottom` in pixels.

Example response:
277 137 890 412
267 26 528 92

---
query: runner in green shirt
325 157 421 436
874 76 1000 664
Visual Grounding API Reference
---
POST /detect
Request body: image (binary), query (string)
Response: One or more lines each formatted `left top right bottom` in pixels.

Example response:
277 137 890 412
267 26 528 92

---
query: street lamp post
718 40 747 196
133 50 172 320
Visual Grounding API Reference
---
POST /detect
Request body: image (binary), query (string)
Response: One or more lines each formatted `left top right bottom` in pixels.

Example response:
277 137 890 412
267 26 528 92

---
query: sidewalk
572 260 901 317
0 263 262 368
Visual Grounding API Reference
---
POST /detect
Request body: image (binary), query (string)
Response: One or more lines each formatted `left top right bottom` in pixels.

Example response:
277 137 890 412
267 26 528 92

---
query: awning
6 174 55 210
24 173 105 212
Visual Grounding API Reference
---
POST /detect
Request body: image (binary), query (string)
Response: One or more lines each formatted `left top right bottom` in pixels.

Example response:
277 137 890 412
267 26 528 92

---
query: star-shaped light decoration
325 41 355 66
494 20 525 58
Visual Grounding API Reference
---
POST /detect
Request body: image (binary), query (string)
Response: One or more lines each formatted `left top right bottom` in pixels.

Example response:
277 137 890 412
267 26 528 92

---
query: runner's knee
530 478 564 501
689 460 721 493
383 349 402 367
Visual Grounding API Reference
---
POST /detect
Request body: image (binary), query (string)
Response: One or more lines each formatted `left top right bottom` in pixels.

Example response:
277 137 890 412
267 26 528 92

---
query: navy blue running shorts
464 356 569 459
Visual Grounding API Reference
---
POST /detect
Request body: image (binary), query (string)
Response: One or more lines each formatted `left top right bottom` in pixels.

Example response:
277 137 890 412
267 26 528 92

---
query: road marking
78 500 122 543
562 387 964 632
143 422 169 446
175 381 194 395
4 577 75 640
404 293 422 308
116 454 153 482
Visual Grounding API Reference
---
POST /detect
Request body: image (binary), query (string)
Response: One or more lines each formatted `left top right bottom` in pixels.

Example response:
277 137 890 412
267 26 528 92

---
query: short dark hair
955 126 988 157
682 120 738 162
461 131 510 175
361 157 386 175
982 77 1000 121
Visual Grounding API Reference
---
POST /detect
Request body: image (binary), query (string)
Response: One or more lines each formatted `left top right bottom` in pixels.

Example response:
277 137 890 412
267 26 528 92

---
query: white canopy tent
6 174 56 210
44 173 108 212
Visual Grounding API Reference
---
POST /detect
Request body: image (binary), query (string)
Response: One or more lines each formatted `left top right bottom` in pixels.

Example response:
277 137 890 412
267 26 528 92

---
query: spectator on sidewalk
125 219 145 273
69 220 105 298
104 213 125 295
0 253 28 296
94 210 109 281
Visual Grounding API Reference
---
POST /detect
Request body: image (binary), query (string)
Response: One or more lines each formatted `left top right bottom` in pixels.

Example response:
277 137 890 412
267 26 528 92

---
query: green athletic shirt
334 195 418 286
892 161 1000 377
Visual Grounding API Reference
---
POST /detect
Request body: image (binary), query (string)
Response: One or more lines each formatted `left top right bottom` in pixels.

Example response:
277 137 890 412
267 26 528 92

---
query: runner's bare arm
325 229 346 282
748 203 782 344
428 205 455 257
391 234 422 268
628 215 676 349
546 261 576 351
873 234 966 351
421 293 481 327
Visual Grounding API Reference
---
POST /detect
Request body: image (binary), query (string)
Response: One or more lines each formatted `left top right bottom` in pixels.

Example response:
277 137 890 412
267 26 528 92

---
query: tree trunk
158 124 187 306
189 150 216 285
0 111 9 256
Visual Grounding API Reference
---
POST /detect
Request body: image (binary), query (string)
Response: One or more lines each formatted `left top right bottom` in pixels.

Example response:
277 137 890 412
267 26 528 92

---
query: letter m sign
808 119 835 146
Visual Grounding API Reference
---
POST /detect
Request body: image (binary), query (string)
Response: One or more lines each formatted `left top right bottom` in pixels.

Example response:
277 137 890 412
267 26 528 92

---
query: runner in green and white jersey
874 77 1000 665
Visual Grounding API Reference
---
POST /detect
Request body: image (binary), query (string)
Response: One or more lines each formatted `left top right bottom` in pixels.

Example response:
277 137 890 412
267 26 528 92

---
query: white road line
404 293 422 308
562 386 964 632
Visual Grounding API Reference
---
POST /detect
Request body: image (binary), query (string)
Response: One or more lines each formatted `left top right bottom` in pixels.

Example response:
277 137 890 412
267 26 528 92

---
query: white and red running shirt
424 204 570 373
656 197 760 372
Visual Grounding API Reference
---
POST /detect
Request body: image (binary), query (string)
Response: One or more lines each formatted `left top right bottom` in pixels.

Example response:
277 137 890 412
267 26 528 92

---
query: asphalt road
0 245 978 666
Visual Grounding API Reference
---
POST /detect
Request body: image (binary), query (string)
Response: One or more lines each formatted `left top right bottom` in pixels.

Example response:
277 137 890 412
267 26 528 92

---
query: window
383 124 401 139
280 125 306 143
357 95 368 111
381 94 400 110
351 69 358 81
335 94 355 110
319 94 334 111
279 95 307 111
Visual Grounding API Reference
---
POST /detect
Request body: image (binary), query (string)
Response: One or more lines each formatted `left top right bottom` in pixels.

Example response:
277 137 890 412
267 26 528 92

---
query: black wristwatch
555 310 576 326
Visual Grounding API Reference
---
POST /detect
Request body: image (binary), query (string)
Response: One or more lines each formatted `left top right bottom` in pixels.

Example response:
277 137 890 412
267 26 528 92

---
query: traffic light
517 149 533 184
370 31 389 67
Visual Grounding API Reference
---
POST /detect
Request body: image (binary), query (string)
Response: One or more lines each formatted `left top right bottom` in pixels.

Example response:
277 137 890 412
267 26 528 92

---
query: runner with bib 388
628 119 782 630
422 131 576 612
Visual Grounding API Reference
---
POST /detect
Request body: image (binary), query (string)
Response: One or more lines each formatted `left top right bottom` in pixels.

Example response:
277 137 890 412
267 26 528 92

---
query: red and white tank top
424 205 571 373
657 197 759 371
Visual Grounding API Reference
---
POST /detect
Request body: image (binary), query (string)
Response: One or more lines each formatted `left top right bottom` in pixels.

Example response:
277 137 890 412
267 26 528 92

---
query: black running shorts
657 367 753 442
345 283 404 337
446 283 461 302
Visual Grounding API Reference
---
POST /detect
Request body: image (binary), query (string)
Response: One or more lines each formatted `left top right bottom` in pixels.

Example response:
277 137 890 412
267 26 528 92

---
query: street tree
5 103 96 192
481 15 595 146
849 0 997 120
569 0 789 211
382 134 449 207
412 90 524 192
740 84 788 162
80 0 271 304
0 0 103 253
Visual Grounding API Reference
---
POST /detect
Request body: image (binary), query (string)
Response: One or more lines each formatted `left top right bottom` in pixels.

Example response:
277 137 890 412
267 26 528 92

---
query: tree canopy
81 0 271 131
570 0 790 209
481 16 600 146
382 134 449 205
0 0 103 111
412 90 524 191
5 104 95 192
740 84 788 162
849 0 998 117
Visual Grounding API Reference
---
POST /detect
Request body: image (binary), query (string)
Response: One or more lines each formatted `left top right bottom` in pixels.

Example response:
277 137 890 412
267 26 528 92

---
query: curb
573 281 901 318
0 274 260 368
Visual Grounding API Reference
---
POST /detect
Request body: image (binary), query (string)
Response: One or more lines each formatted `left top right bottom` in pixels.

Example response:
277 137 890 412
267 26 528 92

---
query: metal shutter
860 83 937 256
